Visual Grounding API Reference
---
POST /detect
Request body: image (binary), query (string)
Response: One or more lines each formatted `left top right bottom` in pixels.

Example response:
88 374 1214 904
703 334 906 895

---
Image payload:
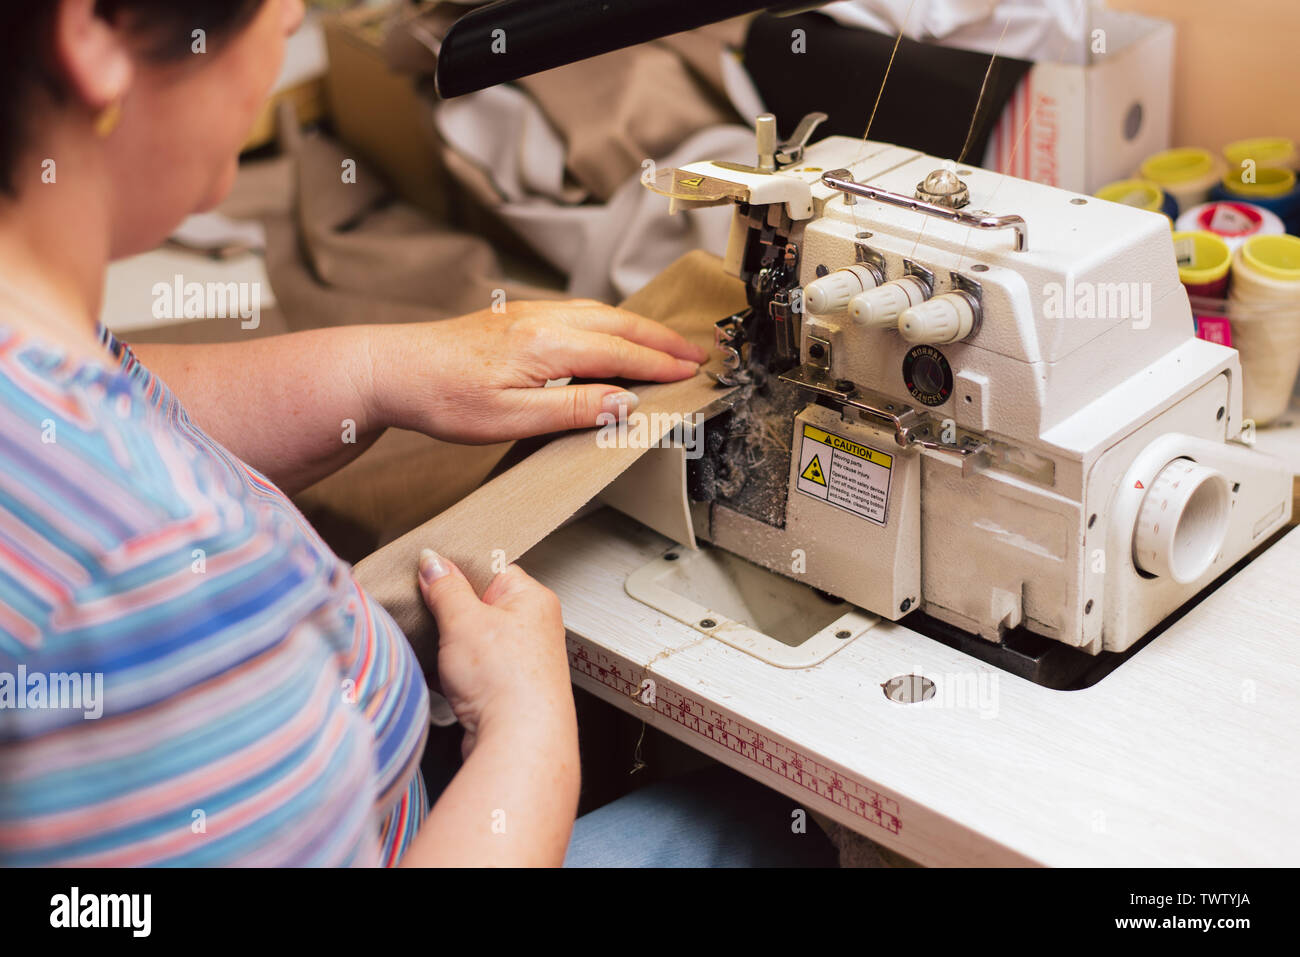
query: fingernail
601 391 639 415
678 359 701 376
419 548 448 584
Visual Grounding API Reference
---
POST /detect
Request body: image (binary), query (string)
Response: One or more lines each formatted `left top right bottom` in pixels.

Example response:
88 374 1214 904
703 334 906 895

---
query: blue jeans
564 764 838 867
420 724 838 867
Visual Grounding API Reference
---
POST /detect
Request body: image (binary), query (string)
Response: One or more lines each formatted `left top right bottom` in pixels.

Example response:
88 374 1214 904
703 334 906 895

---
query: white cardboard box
980 9 1173 193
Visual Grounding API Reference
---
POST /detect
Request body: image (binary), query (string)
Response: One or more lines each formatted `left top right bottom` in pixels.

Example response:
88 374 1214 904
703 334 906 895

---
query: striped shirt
0 325 429 866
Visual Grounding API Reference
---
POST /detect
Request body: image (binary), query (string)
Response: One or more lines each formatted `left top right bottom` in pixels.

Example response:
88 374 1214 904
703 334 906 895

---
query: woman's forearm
126 301 708 496
129 327 384 495
401 713 581 868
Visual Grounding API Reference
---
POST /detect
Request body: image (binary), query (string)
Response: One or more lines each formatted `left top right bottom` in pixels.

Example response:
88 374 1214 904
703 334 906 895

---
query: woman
0 0 836 867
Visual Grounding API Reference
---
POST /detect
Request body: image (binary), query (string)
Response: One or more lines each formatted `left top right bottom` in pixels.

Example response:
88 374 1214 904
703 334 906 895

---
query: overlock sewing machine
620 115 1293 672
434 0 1292 676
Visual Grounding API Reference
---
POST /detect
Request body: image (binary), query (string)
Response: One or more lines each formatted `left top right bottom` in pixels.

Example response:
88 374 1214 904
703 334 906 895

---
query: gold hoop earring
94 98 123 138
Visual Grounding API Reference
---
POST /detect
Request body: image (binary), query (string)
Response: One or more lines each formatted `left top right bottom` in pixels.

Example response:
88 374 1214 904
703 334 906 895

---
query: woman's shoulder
0 327 233 546
0 325 422 711
0 328 340 650
0 328 428 865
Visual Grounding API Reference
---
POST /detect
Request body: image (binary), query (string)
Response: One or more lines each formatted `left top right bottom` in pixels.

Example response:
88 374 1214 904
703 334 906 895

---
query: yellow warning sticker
679 175 705 188
796 424 892 525
800 455 827 487
801 425 893 468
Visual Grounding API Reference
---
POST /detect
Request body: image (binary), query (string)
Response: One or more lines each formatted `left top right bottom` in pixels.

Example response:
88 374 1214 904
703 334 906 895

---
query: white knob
899 292 977 344
848 276 928 329
803 265 880 315
1132 458 1231 584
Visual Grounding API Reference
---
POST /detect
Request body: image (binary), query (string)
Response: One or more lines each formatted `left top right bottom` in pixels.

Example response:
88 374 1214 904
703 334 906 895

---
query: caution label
795 423 892 525
801 455 827 486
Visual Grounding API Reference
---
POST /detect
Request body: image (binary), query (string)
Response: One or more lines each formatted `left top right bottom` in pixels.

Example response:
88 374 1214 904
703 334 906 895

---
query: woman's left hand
363 299 709 444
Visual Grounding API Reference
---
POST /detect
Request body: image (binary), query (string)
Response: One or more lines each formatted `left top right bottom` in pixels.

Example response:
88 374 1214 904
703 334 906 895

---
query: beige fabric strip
352 250 746 657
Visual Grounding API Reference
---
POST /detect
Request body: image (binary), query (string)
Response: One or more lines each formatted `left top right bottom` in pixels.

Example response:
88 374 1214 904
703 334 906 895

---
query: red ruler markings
568 637 902 835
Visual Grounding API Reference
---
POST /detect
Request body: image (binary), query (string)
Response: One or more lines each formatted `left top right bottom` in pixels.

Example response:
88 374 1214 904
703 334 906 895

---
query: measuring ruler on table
567 636 902 837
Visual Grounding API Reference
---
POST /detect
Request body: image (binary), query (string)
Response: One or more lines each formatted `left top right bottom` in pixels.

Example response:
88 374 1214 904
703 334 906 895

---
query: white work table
523 505 1300 867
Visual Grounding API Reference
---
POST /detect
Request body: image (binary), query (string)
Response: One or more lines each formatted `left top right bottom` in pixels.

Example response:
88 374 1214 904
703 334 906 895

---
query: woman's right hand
416 549 577 758
405 549 580 866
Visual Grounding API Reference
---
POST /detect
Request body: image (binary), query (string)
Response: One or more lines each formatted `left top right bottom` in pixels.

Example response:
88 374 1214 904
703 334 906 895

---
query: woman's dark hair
0 0 267 197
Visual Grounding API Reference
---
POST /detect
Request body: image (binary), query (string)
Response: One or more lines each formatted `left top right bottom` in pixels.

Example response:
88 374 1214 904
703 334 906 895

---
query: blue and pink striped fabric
0 325 429 866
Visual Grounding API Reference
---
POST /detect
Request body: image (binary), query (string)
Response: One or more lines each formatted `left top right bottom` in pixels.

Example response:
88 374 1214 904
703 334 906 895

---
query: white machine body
639 134 1292 654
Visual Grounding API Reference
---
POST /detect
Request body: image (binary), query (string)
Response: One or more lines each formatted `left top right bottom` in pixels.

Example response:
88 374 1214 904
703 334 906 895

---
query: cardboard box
319 2 554 278
322 4 452 221
979 9 1174 193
